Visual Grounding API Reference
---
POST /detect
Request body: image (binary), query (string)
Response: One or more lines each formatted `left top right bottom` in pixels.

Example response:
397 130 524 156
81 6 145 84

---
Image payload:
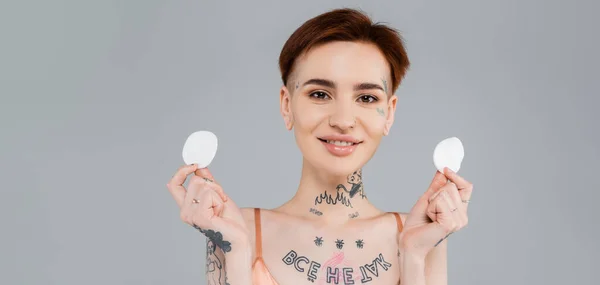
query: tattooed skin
314 237 324 247
335 239 345 249
205 239 224 285
310 208 324 216
336 169 366 199
348 212 359 219
282 249 393 284
315 190 353 208
355 239 364 249
194 225 232 253
435 232 453 247
382 78 388 95
376 107 385 117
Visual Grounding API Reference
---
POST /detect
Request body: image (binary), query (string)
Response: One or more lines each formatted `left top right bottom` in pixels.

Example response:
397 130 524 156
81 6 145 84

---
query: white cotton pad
182 130 218 168
433 137 464 174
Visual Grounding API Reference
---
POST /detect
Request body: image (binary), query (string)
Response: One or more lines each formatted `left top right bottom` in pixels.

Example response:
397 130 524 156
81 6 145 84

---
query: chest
259 228 400 285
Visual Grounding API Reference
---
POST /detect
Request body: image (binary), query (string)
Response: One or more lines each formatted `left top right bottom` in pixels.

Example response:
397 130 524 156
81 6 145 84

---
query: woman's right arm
205 236 252 285
166 164 253 285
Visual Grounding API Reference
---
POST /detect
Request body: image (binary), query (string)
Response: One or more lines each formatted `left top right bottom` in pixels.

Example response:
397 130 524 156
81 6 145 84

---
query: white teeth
326 140 354 146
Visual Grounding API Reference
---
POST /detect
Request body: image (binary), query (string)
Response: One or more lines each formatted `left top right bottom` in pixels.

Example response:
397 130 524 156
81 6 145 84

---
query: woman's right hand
166 164 250 253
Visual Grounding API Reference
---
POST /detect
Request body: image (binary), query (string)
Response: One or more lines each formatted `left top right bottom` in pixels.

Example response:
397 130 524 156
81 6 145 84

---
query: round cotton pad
182 130 218 168
433 137 464 174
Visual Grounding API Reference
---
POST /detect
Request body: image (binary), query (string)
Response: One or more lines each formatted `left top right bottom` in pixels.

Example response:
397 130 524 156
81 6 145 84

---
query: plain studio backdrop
1 0 598 284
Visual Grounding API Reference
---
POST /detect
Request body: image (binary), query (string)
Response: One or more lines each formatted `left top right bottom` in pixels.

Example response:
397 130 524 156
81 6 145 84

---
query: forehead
293 41 391 84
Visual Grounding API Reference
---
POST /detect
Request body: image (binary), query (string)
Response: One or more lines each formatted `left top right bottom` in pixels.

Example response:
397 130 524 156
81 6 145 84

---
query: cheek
357 108 387 135
292 104 328 131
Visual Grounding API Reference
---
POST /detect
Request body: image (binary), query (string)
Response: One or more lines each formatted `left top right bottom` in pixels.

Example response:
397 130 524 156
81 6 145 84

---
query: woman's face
280 41 398 176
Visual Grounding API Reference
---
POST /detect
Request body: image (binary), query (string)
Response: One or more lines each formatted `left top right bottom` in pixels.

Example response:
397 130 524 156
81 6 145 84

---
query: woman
167 8 473 285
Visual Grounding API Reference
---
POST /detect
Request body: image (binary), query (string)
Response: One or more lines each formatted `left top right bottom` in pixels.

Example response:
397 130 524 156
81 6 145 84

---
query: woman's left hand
398 167 474 259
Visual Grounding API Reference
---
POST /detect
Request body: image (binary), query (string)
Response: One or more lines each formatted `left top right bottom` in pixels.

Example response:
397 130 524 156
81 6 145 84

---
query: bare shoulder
397 211 409 225
240 207 257 223
240 207 257 239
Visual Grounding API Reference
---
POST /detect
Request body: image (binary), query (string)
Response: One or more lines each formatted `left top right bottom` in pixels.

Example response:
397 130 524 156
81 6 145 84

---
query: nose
328 101 356 131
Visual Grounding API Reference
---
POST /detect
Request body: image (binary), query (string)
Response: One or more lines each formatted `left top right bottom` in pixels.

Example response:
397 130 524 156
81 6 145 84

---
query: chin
309 151 369 178
321 160 362 177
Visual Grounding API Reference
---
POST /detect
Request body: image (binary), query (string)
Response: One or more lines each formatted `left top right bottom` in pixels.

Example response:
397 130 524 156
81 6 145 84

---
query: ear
280 86 294 130
383 95 398 136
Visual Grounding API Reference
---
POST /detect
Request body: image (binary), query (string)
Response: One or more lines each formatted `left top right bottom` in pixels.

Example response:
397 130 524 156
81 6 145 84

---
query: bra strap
254 208 263 258
391 212 404 233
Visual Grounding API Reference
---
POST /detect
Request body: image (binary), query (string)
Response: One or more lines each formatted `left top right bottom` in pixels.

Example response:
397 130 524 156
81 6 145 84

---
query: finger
446 183 468 224
444 182 469 229
195 190 225 227
428 186 445 203
441 190 459 227
443 182 463 210
180 188 208 225
443 168 472 191
184 175 204 206
195 167 215 180
183 189 222 228
423 194 456 248
409 170 452 216
426 170 448 196
206 180 228 203
194 168 228 202
443 168 474 205
167 164 198 207
426 190 454 227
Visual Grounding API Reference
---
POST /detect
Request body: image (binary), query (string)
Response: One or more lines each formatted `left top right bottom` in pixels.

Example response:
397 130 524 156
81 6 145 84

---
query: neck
283 158 379 224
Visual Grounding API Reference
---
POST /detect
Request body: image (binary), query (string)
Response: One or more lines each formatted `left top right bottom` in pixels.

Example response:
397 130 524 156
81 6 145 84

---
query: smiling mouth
317 138 362 146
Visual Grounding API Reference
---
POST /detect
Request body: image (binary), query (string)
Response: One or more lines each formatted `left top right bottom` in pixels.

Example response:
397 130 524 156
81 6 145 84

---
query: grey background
1 0 598 284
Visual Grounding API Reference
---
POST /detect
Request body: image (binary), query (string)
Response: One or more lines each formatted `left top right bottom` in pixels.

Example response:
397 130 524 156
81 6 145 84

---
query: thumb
409 171 447 215
425 170 448 197
408 193 430 217
195 167 215 180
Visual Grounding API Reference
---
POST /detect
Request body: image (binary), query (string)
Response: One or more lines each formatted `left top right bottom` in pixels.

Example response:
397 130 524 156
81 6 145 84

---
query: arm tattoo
434 232 453 247
194 225 232 253
205 239 224 285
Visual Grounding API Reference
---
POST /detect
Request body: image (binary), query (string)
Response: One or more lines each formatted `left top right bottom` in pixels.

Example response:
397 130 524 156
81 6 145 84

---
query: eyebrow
302 78 385 92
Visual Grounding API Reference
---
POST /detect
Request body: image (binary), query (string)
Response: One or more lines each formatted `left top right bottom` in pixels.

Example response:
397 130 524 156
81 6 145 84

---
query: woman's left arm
399 167 473 285
398 240 447 285
424 239 447 285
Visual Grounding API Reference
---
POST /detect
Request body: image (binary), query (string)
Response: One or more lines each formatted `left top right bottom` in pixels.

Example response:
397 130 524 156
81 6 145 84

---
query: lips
317 137 363 157
317 138 358 146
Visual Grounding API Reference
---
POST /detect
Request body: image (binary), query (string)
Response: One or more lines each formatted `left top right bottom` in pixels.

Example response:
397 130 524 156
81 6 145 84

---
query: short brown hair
278 8 410 94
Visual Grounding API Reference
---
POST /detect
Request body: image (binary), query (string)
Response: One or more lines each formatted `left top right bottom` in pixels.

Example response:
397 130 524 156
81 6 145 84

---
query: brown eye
358 95 378 103
309 91 330 100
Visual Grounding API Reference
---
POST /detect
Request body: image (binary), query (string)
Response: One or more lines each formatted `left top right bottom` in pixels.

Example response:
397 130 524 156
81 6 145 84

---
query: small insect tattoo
335 239 344 249
314 237 323 247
